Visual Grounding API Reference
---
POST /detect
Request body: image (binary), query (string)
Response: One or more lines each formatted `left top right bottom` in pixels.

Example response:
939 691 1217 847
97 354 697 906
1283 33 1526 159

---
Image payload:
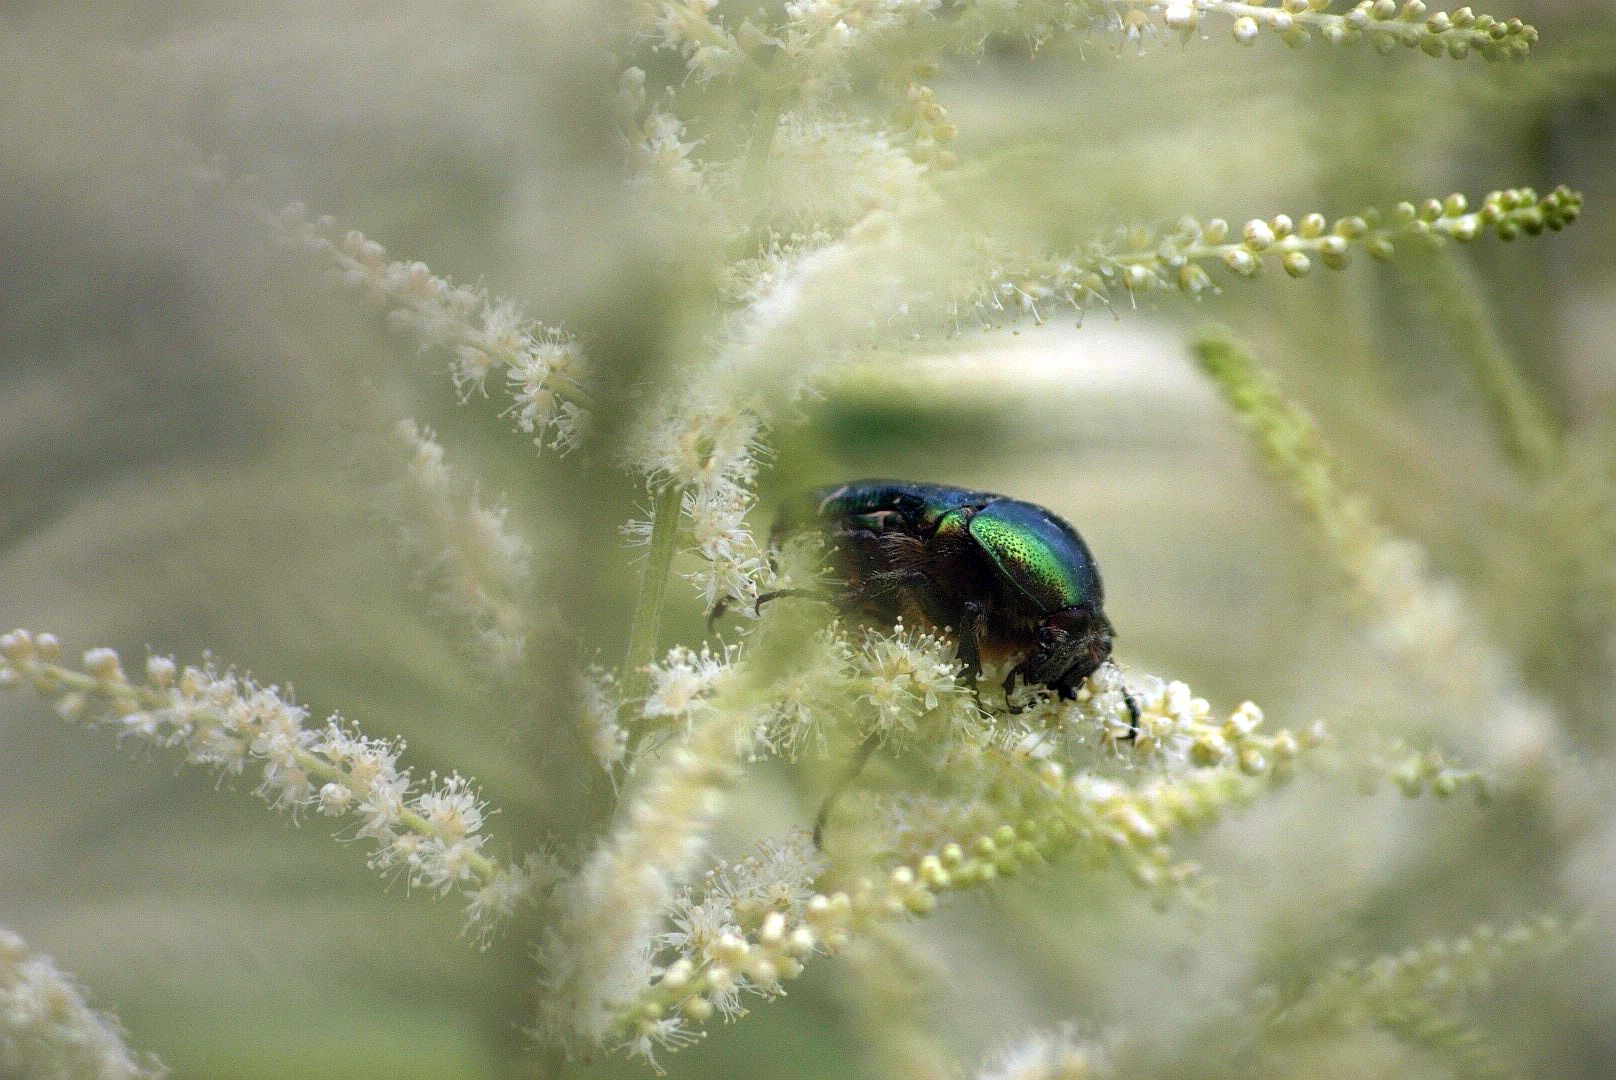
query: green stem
624 482 686 701
742 90 784 188
1409 248 1561 475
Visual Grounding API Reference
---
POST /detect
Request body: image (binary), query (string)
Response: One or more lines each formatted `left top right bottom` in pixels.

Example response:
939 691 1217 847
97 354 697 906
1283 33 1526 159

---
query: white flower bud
146 655 178 686
1243 219 1275 250
83 647 124 681
0 630 34 661
1163 3 1196 30
1223 248 1259 276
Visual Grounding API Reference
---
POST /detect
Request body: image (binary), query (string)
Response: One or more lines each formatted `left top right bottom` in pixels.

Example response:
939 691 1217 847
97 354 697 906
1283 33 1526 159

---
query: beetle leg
754 588 813 614
1052 668 1140 741
813 729 881 849
954 601 985 677
709 588 833 631
954 600 989 709
1002 660 1035 713
1121 688 1141 740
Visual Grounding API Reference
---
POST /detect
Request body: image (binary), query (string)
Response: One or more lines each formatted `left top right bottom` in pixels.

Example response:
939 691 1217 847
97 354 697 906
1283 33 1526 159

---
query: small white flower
643 646 733 719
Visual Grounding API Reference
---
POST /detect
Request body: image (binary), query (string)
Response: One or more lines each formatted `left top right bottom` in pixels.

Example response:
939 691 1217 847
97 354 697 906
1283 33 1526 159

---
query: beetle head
1025 604 1113 687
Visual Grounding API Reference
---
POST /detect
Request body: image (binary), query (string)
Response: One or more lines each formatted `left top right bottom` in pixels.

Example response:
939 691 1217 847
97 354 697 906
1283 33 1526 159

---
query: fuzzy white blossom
641 644 736 723
392 419 538 678
274 205 589 452
975 1025 1111 1080
851 620 981 747
0 927 165 1080
0 631 549 938
579 666 629 772
589 609 1316 1060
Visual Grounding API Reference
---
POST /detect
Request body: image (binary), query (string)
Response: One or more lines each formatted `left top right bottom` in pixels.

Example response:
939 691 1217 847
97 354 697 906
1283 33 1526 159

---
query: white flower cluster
633 0 748 82
655 836 825 1018
782 0 940 42
0 631 546 938
0 928 165 1080
393 420 537 679
275 204 589 453
610 834 829 1059
630 620 980 760
756 625 856 758
635 0 943 87
851 620 982 749
777 0 942 93
616 68 713 219
631 390 770 611
642 644 737 723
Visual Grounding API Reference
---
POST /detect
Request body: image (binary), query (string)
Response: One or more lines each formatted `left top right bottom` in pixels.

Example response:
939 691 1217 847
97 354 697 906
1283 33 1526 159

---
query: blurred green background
3 1 1615 1077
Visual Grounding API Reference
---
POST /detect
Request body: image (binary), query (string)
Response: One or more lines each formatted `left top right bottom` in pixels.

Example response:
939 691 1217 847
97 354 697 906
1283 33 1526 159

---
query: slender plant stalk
625 482 686 701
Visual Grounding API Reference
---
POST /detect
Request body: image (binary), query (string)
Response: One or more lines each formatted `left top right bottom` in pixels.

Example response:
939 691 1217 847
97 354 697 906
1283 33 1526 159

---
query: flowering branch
1191 331 1560 771
590 662 1315 1061
974 186 1582 324
274 204 590 453
633 0 1538 89
1261 916 1567 1074
0 631 553 940
536 638 778 1057
1143 0 1539 59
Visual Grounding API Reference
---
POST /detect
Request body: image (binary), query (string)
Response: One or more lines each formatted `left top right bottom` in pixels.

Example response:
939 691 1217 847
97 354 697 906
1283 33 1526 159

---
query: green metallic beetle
770 480 1120 702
